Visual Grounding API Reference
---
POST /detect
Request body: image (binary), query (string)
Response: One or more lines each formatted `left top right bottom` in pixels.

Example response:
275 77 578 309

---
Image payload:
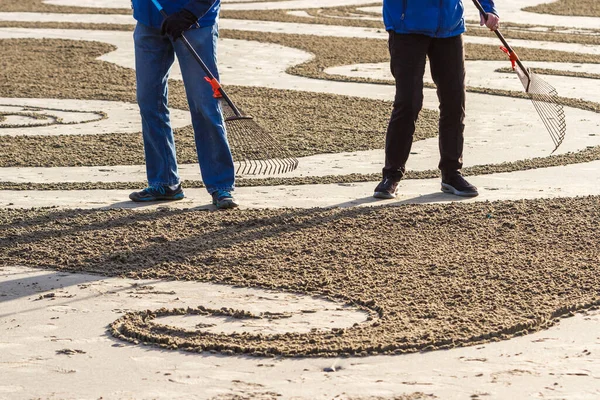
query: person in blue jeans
129 0 238 209
374 0 499 199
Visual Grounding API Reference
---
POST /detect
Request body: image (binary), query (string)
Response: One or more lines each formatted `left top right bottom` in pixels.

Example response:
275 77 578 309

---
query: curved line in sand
0 26 599 179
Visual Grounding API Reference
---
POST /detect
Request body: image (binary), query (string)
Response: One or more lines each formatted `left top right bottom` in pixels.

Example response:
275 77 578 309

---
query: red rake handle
471 0 530 78
150 0 244 117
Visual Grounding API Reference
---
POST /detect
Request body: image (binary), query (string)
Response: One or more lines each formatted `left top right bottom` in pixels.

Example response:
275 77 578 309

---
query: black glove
161 9 198 40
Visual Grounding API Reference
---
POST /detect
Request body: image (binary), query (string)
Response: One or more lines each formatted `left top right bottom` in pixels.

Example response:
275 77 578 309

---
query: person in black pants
374 0 499 199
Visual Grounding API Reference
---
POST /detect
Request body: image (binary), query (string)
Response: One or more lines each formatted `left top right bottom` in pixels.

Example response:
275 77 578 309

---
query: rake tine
223 111 298 176
275 158 285 175
285 157 296 173
264 159 273 175
472 0 566 153
525 69 566 152
252 160 261 176
278 158 288 174
267 158 277 175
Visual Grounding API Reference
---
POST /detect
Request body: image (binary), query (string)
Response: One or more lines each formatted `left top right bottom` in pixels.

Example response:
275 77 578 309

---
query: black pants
383 32 466 180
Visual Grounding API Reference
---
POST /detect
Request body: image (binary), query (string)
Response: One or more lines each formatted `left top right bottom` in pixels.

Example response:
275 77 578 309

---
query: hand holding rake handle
150 0 247 121
471 0 566 152
472 0 529 80
148 0 299 175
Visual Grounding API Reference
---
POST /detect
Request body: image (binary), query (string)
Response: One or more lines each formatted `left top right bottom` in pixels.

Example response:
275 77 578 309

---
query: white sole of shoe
441 183 479 198
373 191 397 199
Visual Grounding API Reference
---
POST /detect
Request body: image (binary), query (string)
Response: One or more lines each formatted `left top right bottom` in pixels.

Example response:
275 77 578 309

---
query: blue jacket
132 0 220 28
383 0 497 38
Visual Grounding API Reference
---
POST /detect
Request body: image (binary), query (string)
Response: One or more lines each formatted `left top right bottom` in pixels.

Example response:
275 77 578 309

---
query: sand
523 0 600 18
2 196 600 357
2 33 600 188
1 3 600 398
0 37 438 167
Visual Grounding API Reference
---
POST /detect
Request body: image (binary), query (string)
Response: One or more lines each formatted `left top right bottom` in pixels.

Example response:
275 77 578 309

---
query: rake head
515 65 566 153
220 101 299 176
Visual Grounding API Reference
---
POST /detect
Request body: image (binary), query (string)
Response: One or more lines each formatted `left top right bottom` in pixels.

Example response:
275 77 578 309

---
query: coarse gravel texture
2 197 599 357
523 0 600 18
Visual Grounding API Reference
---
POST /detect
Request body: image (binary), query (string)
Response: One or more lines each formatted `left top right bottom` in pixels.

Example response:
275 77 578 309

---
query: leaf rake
472 0 567 153
151 0 298 175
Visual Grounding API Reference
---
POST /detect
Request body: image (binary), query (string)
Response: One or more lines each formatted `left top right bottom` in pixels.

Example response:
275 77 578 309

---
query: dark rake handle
471 0 530 78
150 0 244 118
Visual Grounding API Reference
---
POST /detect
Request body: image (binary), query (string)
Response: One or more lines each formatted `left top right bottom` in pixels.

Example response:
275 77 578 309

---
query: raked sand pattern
1 1 600 399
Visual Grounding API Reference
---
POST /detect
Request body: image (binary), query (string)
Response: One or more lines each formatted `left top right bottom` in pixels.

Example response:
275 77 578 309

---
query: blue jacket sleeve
478 0 498 16
183 0 217 19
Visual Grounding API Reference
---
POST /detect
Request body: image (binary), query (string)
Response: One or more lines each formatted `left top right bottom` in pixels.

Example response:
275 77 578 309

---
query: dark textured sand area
2 197 599 356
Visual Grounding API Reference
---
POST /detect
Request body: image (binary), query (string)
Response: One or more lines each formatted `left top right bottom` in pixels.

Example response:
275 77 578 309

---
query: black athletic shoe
373 177 400 199
441 172 478 197
211 190 239 210
129 184 185 202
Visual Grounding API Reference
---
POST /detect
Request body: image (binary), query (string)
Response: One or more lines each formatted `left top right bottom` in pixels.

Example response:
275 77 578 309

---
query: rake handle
471 0 529 77
149 0 244 118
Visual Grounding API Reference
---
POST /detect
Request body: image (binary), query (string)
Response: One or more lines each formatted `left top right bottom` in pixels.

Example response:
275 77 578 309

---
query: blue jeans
134 22 235 193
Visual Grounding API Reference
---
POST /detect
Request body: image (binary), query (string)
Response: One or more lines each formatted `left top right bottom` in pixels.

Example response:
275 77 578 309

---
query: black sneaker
373 177 400 199
441 172 478 197
211 190 239 210
129 184 185 202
